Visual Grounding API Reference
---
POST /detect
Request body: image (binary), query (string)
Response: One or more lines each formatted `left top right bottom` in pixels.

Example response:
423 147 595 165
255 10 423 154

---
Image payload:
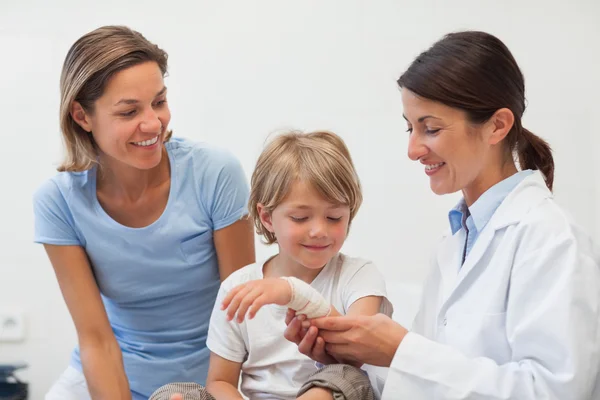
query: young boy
151 131 392 400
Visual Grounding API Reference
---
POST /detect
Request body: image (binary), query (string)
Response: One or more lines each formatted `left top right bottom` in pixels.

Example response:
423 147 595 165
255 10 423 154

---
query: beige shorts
150 364 375 400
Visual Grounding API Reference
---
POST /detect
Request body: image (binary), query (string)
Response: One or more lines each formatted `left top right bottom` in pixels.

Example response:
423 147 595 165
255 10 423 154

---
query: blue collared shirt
449 170 534 263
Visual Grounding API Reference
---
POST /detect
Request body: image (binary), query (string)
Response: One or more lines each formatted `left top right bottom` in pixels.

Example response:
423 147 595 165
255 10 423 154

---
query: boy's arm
300 296 383 330
345 296 383 316
325 297 383 366
205 352 244 400
287 297 383 367
222 276 384 321
285 265 387 365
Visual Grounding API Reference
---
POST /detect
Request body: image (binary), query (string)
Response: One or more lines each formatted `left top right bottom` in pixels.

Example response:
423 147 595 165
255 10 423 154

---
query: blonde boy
151 131 392 400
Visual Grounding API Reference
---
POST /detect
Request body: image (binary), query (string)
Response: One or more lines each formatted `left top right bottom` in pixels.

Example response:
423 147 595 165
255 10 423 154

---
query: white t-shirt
206 253 394 400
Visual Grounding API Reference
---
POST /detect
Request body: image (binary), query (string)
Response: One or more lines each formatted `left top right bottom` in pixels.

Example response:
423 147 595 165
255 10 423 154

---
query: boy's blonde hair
249 130 362 244
58 25 172 172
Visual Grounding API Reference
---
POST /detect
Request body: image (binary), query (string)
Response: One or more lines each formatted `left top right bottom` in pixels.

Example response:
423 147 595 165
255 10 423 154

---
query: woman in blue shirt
34 25 255 400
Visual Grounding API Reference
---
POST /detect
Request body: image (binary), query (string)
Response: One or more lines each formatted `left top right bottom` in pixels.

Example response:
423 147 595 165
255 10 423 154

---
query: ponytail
517 128 554 191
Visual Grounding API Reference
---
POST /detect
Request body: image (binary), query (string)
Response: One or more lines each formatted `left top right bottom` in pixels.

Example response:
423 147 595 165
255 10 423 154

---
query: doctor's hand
311 313 408 367
284 309 338 365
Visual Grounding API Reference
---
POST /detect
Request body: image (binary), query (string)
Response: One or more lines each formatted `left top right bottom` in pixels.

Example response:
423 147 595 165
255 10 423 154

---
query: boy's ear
256 203 274 233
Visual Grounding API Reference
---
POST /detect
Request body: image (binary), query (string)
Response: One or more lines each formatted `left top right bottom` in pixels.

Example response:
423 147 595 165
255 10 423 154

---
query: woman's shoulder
493 171 578 238
512 180 580 236
501 183 598 264
33 169 94 205
166 137 241 169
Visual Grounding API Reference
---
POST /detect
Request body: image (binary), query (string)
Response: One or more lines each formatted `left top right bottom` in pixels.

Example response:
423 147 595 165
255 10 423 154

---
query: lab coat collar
436 171 553 306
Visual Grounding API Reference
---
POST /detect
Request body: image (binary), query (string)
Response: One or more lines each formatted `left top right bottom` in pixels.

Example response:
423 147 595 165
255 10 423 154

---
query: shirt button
443 318 448 326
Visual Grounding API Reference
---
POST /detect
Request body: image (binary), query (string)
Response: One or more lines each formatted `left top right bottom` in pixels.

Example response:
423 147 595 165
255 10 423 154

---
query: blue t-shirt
33 138 249 399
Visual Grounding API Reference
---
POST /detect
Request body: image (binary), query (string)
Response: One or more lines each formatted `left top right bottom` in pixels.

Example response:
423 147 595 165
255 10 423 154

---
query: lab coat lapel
454 225 496 288
436 230 464 305
435 225 497 314
437 172 552 312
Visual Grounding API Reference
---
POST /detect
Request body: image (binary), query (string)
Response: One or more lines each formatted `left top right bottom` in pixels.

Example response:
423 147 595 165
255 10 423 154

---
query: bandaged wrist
281 277 331 318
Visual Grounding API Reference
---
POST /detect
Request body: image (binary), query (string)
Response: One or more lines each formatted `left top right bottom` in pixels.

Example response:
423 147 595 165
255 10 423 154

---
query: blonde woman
34 26 255 400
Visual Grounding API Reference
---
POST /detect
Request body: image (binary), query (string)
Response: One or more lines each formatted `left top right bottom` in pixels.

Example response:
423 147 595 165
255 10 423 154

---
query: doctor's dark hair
397 31 554 191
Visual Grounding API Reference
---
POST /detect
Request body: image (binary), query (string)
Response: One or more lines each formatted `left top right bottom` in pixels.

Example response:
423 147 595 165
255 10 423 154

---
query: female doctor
286 31 600 399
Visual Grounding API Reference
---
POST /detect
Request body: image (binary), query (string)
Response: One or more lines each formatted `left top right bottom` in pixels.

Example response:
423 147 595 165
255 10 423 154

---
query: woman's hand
311 314 408 367
221 278 292 323
284 309 339 365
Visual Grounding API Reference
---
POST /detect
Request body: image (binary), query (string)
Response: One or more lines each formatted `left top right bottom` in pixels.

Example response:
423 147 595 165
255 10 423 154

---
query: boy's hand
284 309 339 365
222 278 292 323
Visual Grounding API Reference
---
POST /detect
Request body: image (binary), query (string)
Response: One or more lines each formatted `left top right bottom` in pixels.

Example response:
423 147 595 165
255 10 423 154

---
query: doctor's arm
396 232 598 399
314 231 600 399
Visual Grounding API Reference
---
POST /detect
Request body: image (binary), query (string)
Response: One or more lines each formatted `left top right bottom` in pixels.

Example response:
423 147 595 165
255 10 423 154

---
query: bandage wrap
281 277 331 318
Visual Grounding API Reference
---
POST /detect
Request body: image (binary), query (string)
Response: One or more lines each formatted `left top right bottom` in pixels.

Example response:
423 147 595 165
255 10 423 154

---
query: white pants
45 366 92 400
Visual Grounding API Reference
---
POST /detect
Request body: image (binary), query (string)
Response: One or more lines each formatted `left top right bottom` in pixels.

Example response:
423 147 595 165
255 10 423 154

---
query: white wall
1 0 598 398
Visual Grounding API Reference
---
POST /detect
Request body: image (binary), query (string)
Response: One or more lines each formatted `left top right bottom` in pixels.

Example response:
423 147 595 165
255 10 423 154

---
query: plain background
1 1 599 398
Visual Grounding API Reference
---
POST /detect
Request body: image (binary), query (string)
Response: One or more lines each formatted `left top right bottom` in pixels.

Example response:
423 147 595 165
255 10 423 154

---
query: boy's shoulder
221 261 265 292
336 252 376 274
328 252 387 285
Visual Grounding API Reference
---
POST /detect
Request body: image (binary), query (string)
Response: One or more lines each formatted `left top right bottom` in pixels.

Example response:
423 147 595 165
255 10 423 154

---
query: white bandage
281 277 331 318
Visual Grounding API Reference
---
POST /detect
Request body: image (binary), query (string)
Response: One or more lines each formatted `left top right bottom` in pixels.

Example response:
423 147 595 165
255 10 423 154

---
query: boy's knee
297 387 335 400
148 382 214 400
297 364 375 400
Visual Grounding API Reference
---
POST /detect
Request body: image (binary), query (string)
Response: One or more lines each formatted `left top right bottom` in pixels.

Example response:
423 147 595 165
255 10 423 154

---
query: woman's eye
405 127 413 134
154 99 167 107
425 128 441 134
120 110 136 117
290 216 307 222
327 217 343 222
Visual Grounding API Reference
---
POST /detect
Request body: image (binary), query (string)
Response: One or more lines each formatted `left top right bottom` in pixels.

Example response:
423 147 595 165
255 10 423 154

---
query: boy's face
262 180 350 270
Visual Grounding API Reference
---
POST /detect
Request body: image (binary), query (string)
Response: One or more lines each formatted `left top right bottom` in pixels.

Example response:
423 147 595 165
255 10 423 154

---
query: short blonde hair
249 130 363 244
58 25 172 172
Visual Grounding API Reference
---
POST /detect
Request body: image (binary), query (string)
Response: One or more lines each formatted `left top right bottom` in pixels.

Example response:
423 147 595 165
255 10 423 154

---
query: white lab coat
380 172 600 399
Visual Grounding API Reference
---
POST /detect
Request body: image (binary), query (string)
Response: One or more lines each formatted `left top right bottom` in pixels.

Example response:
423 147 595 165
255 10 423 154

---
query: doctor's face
402 89 496 203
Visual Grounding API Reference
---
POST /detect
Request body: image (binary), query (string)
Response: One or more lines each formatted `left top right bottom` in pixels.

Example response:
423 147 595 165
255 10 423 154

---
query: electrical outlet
0 310 25 342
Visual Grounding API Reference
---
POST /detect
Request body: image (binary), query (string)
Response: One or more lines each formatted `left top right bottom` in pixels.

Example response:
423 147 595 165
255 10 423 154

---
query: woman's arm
205 353 244 399
45 244 131 400
214 217 255 281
